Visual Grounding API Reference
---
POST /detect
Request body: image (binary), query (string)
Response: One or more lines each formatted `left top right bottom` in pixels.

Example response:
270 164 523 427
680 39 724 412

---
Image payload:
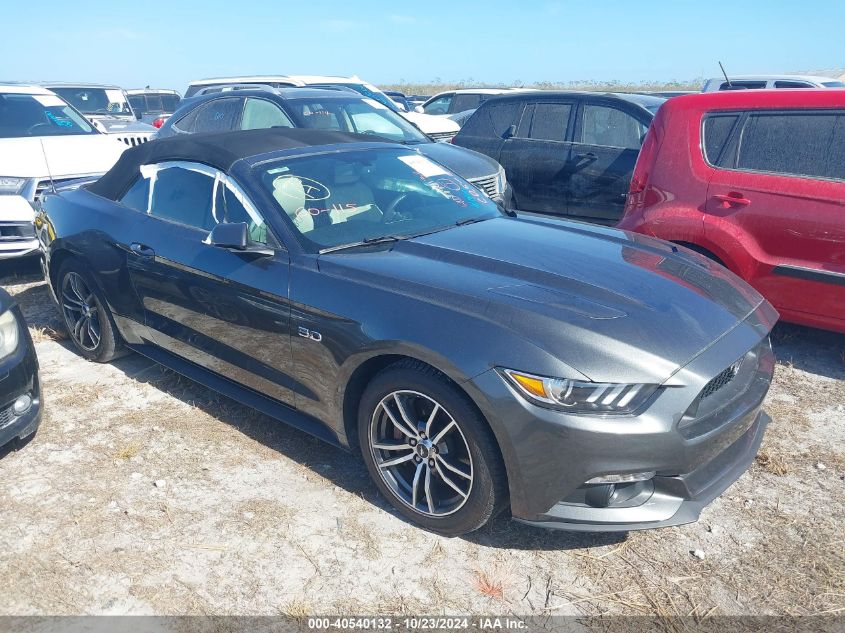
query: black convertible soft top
88 128 391 201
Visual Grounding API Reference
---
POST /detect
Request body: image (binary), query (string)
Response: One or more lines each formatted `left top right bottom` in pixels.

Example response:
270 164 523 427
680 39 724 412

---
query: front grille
428 131 454 142
701 359 743 399
468 174 500 199
0 404 14 429
0 222 36 241
115 134 151 147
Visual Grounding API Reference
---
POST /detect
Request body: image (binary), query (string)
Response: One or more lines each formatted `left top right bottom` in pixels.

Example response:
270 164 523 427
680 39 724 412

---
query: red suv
618 90 845 333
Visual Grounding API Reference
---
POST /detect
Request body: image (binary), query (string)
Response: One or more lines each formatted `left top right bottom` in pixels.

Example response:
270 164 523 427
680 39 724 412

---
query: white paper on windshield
105 89 125 104
34 95 64 107
363 98 388 110
398 154 449 178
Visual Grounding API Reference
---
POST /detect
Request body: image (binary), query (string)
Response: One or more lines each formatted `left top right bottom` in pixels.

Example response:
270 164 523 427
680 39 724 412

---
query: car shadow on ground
770 322 844 380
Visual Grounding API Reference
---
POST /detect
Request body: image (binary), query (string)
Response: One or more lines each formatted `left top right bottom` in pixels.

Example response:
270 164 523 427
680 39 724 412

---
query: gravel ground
0 258 842 624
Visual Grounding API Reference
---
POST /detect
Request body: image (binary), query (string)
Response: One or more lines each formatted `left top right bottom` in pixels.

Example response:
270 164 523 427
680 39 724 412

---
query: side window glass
241 98 294 130
773 81 813 89
296 102 342 131
483 102 523 138
452 94 481 113
214 183 271 245
119 175 150 212
825 115 845 180
581 105 644 149
173 107 200 133
192 98 242 133
737 113 837 179
149 166 216 231
423 95 453 115
528 103 572 142
702 115 739 165
127 95 146 113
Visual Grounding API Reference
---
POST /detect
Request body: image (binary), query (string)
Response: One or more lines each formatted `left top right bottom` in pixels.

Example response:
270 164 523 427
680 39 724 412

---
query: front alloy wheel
370 390 473 517
359 361 507 535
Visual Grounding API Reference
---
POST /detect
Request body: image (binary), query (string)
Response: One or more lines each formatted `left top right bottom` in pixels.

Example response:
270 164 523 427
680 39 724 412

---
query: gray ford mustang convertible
37 128 777 535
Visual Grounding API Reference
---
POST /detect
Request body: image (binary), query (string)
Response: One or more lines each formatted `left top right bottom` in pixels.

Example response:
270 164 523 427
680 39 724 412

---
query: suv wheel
358 361 507 536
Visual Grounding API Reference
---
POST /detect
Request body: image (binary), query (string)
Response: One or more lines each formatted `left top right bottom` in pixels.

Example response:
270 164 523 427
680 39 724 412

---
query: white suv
185 75 460 141
0 85 126 258
701 75 845 91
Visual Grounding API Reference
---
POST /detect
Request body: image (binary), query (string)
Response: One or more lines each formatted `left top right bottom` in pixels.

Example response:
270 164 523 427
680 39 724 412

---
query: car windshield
0 93 96 138
49 87 133 116
323 83 400 113
259 148 501 251
285 97 427 143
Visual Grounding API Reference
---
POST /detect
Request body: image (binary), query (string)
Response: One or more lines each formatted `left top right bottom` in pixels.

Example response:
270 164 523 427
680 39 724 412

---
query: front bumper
0 196 38 259
0 310 43 448
468 304 776 531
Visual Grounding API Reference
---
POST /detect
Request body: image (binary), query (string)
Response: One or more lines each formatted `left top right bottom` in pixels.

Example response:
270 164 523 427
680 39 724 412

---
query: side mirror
135 110 143 121
502 124 517 139
210 222 248 249
208 222 273 256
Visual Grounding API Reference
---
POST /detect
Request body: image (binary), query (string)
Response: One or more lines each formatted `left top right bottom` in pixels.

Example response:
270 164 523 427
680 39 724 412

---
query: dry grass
472 568 508 601
755 448 789 475
29 325 67 343
383 79 704 96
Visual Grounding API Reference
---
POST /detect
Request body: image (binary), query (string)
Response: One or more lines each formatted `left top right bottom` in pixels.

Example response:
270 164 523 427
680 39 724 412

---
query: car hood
414 142 501 180
90 118 156 134
321 217 771 384
401 111 460 134
0 135 126 179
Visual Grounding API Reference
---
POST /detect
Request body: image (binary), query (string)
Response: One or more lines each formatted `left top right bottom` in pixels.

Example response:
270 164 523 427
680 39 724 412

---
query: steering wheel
383 193 410 223
28 123 54 135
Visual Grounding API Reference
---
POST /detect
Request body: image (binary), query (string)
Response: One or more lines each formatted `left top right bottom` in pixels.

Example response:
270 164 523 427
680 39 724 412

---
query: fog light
586 471 656 485
12 393 32 415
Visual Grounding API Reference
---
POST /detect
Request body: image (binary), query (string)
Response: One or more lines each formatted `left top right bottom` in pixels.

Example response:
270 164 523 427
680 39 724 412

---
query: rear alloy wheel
359 362 506 535
58 261 125 363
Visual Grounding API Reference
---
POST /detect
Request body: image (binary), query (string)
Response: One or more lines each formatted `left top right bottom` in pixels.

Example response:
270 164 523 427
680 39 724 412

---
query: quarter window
149 166 216 230
178 98 242 133
736 112 838 179
581 105 645 149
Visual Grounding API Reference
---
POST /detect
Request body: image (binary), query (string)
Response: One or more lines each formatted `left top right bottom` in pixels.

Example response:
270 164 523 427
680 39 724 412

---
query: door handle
130 242 156 258
575 152 597 161
713 193 751 207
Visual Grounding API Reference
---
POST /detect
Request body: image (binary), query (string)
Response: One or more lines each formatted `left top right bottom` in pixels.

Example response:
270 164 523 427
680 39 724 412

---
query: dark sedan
38 129 776 535
0 287 42 451
453 91 665 224
156 88 510 206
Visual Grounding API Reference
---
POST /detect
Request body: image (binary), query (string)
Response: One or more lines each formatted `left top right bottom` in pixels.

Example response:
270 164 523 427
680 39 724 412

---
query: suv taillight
152 117 165 129
629 126 657 196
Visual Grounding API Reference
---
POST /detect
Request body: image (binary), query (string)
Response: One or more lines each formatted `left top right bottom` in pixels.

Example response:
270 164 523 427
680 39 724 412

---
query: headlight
500 368 658 415
495 165 507 195
0 177 27 195
0 310 20 361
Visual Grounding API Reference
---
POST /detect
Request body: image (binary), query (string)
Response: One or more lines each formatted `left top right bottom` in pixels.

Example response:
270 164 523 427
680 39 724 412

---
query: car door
704 109 845 325
568 100 649 223
118 161 299 405
452 99 525 164
497 99 575 215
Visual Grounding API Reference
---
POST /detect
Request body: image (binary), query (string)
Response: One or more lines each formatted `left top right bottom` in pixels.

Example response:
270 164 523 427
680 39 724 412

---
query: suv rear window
702 114 739 164
736 112 840 180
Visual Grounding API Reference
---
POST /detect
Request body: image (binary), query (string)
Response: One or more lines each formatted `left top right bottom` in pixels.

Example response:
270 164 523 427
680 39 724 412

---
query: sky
2 1 843 92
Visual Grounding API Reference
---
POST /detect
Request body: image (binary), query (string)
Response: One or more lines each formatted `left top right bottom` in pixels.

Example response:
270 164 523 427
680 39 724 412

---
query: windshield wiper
319 235 407 254
455 216 489 227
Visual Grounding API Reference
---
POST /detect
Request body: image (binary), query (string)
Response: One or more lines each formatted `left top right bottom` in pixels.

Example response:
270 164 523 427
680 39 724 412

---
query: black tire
56 259 126 363
358 359 508 536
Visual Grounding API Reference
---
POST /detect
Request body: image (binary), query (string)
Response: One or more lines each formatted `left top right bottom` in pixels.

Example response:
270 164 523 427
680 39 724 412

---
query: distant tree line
384 78 704 96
